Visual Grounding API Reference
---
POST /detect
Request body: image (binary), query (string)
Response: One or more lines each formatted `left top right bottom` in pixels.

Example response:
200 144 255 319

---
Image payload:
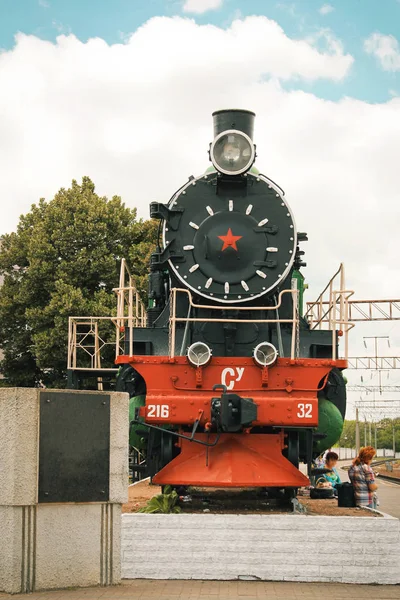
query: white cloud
0 15 356 248
319 4 334 15
182 0 223 14
39 0 50 7
0 20 393 291
364 32 400 71
0 15 399 417
306 28 346 57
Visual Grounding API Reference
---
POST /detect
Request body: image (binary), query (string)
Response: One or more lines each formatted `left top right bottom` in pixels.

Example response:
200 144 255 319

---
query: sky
0 0 400 420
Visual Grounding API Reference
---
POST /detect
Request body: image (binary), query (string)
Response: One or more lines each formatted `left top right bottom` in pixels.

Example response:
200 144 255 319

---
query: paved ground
365 476 399 518
1 580 400 600
338 466 400 519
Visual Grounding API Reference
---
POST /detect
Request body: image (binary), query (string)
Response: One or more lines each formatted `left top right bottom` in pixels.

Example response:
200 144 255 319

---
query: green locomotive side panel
129 395 146 450
313 397 344 454
291 269 305 317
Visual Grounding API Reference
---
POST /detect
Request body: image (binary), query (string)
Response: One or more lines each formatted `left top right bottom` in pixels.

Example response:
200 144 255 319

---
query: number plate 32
297 403 313 419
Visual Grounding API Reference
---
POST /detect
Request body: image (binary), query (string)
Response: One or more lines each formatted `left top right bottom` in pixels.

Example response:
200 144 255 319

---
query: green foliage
338 420 356 448
0 177 157 387
338 418 400 452
138 486 182 514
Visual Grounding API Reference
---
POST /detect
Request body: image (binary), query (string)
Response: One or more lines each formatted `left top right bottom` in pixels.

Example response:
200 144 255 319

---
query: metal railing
304 263 354 360
115 259 147 357
169 287 300 360
68 260 352 371
67 259 146 371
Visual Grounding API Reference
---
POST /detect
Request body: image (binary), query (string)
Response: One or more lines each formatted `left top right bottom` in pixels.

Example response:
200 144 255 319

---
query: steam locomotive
116 109 347 494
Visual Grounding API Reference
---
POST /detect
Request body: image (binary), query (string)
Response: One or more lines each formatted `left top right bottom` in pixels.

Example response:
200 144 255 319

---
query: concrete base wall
0 388 39 506
1 504 121 593
0 506 25 594
122 514 400 584
36 503 121 590
0 388 128 594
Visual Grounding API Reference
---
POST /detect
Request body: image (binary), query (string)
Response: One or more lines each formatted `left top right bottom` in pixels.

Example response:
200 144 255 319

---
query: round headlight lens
253 342 278 367
210 130 255 175
187 342 212 367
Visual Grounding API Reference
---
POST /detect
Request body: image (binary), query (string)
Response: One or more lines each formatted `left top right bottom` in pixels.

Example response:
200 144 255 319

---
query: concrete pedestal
0 388 128 594
122 513 400 584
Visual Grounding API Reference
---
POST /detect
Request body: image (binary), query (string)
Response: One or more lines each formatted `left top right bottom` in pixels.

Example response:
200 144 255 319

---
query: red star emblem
218 228 243 252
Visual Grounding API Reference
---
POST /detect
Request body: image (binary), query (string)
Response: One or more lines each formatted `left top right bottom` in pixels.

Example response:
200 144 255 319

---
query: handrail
67 259 146 372
67 261 353 373
114 258 146 357
303 263 343 320
304 264 353 359
169 287 300 361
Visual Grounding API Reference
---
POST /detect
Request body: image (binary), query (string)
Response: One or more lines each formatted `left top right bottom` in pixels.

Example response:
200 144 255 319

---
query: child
314 451 341 496
322 451 342 489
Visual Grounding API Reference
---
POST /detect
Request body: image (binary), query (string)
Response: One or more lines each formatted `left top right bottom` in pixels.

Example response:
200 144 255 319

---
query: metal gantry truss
306 297 400 324
347 357 400 369
355 404 400 419
347 300 400 321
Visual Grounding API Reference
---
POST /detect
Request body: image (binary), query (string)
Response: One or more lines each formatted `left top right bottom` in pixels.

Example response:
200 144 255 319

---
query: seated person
322 451 342 489
313 451 341 496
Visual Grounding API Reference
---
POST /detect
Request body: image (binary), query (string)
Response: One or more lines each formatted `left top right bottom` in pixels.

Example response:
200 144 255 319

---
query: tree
376 417 400 452
338 419 356 448
338 417 400 452
0 177 157 387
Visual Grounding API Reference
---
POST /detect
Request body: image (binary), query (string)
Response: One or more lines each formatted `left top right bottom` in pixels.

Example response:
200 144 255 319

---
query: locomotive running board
152 433 309 488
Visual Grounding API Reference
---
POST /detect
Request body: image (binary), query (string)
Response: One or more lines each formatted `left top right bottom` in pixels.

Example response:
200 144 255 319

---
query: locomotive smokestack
212 109 255 140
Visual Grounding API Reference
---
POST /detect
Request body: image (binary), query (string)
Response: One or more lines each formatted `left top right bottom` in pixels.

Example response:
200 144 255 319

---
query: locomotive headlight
253 342 278 367
187 342 212 367
210 130 255 175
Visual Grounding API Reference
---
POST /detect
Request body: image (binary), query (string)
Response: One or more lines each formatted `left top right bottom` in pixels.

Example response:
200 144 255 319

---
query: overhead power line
347 385 400 392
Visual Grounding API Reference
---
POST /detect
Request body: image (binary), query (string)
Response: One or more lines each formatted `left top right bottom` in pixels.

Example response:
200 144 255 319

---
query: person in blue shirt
320 451 341 493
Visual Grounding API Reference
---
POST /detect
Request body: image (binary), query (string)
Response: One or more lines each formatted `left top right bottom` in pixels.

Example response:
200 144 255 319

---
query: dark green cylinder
313 397 344 454
212 109 255 140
